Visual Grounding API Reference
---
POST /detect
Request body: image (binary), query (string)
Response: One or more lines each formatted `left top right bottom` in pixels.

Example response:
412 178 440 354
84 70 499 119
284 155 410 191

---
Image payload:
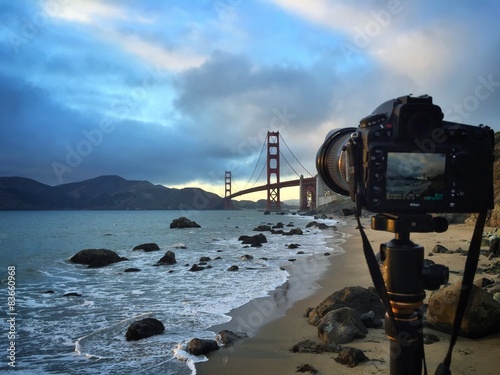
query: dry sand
197 216 500 375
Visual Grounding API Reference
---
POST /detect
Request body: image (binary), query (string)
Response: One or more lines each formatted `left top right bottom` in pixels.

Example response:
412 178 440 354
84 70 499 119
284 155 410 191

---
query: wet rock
341 208 356 216
70 249 128 268
186 338 219 356
334 347 369 367
64 292 82 297
156 250 177 265
296 363 318 373
241 254 253 261
227 265 239 272
306 286 385 326
317 307 368 345
216 330 247 346
432 244 449 254
424 333 440 345
199 256 211 262
360 310 383 328
253 224 272 232
189 264 205 272
125 318 165 341
170 217 201 229
283 228 303 236
133 243 160 252
239 234 267 247
124 268 141 272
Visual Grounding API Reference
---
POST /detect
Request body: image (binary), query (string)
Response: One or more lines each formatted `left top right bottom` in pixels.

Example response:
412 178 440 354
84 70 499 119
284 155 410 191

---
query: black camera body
317 95 494 214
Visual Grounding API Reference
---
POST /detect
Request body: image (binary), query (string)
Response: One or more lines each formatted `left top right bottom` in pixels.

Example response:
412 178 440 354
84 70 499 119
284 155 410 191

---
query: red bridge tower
266 131 280 211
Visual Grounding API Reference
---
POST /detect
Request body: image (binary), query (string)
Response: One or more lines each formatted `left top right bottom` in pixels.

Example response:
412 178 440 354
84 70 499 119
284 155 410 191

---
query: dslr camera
316 95 494 214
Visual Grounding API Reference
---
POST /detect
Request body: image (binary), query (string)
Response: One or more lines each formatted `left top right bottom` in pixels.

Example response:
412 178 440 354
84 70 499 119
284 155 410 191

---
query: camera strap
435 208 488 375
354 212 399 337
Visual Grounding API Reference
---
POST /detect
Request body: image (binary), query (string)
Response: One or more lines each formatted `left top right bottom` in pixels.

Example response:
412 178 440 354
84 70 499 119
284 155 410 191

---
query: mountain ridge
0 175 225 210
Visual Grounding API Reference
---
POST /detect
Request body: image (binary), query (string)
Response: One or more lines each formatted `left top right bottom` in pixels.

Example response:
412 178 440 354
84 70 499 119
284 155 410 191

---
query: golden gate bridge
223 131 317 211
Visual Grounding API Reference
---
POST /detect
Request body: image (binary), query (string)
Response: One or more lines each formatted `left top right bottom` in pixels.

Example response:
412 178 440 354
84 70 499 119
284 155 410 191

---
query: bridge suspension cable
279 133 314 177
242 136 267 190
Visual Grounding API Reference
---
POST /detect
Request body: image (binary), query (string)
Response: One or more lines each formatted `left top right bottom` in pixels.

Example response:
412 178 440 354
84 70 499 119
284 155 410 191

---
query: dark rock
42 290 55 294
186 338 219 356
263 211 270 215
124 268 141 272
272 222 284 229
227 265 239 272
307 286 385 326
334 347 369 367
199 256 211 262
241 254 253 261
432 244 449 254
253 224 272 232
288 243 300 249
483 261 500 274
216 330 247 346
317 307 368 344
170 217 201 229
283 228 303 236
288 258 297 262
70 249 127 268
360 310 383 328
189 264 205 272
296 363 318 373
306 221 329 229
64 292 82 297
489 238 500 257
427 280 500 338
125 318 165 341
474 277 495 288
341 208 356 216
239 233 267 246
324 252 330 256
423 333 440 345
133 243 160 252
290 339 338 354
157 250 177 265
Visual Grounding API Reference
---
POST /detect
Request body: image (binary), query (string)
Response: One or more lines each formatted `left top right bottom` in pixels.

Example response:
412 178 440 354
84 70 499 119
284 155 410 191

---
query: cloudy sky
1 0 499 200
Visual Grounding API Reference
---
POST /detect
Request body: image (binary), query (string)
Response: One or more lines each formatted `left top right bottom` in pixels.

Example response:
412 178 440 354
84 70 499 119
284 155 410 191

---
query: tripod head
371 213 448 236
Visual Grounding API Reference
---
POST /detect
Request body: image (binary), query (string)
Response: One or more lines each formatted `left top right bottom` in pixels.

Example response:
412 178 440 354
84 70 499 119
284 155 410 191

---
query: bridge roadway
226 176 315 200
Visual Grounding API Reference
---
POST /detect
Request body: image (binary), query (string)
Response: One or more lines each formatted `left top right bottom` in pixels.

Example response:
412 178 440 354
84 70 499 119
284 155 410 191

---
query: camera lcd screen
386 152 446 201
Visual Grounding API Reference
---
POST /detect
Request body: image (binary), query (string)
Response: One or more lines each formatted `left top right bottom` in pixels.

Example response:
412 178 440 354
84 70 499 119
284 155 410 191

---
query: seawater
0 210 342 374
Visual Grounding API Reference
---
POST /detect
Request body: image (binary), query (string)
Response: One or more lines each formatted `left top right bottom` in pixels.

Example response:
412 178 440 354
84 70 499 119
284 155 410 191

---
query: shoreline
197 216 500 375
204 218 353 337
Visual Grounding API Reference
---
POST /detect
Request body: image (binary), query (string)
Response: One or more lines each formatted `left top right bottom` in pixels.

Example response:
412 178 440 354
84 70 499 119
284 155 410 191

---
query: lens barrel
316 127 356 196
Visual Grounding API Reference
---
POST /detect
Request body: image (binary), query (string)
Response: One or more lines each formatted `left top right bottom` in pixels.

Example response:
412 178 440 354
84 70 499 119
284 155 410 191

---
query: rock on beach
69 249 128 268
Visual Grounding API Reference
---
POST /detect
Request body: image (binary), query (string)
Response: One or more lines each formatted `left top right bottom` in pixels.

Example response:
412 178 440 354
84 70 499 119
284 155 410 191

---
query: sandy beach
197 216 500 375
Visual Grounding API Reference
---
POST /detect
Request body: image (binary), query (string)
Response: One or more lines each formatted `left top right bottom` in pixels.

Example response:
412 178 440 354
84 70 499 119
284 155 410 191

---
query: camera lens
316 127 357 196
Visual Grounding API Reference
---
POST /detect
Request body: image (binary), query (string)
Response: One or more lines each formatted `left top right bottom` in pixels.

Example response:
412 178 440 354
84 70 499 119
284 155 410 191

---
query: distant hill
0 175 226 210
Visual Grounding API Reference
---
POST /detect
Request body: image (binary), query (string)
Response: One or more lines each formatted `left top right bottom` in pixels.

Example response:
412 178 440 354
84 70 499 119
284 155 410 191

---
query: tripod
371 214 449 375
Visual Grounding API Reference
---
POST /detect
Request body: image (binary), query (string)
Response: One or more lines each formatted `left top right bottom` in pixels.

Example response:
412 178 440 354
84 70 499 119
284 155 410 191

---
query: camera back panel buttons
370 149 385 169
